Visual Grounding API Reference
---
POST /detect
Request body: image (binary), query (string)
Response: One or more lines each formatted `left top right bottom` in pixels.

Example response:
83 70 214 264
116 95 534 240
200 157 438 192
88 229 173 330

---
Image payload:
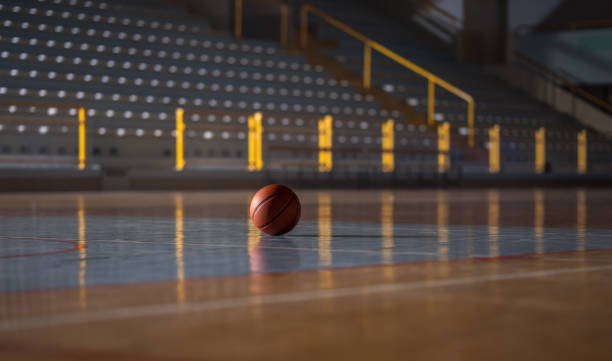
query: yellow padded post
248 115 255 171
438 122 450 173
381 119 394 173
489 125 500 174
255 112 263 170
248 112 263 171
318 115 333 172
78 107 86 170
175 108 185 171
577 130 587 174
535 127 546 174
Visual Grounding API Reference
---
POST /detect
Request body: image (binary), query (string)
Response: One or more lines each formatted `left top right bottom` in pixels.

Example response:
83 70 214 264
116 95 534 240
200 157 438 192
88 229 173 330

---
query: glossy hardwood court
1 189 612 360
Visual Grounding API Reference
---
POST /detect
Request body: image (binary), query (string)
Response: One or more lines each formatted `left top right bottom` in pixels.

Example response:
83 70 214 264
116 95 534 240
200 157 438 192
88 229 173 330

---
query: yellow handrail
300 5 475 147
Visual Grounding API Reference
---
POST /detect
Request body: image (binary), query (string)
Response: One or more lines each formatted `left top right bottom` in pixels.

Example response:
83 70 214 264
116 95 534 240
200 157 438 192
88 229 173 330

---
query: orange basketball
250 184 301 235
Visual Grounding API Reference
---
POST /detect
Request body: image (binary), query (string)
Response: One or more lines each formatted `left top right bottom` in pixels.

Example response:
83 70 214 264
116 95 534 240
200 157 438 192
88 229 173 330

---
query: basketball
250 184 301 235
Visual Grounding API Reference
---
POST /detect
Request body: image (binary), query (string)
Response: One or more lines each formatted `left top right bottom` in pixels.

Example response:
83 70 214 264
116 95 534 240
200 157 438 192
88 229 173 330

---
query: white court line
2 264 612 332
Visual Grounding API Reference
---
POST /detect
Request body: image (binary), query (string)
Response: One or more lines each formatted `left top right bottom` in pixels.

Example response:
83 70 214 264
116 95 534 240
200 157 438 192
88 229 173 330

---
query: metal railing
513 51 612 114
0 100 87 170
299 5 475 146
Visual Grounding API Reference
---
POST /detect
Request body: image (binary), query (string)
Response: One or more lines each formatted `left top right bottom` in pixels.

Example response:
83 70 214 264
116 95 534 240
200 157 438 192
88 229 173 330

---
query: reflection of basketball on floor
249 238 300 273
250 184 301 235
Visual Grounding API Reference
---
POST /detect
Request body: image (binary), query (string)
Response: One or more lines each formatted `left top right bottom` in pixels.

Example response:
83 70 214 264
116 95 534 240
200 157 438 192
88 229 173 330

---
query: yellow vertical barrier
234 0 242 40
318 115 333 172
280 3 289 47
381 119 394 172
255 112 263 170
248 114 255 170
577 130 587 174
175 108 185 171
318 117 327 172
78 107 86 170
437 122 450 173
326 115 332 171
248 112 263 171
427 80 435 126
489 125 500 174
535 127 546 174
363 43 371 89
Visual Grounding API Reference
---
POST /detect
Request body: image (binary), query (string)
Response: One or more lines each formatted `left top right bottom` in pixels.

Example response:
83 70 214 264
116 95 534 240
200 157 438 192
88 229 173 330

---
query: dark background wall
184 0 285 41
348 0 509 64
184 0 233 30
460 0 507 64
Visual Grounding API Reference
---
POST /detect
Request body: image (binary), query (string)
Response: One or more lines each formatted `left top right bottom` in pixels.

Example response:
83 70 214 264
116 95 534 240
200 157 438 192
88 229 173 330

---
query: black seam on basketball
290 200 300 228
251 192 292 218
259 194 295 230
272 199 299 234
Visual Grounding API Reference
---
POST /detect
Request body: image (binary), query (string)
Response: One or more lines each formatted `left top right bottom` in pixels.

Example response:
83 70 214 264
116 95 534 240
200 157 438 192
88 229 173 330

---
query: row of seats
1 0 609 173
3 2 580 129
2 104 605 152
5 120 604 154
6 0 191 22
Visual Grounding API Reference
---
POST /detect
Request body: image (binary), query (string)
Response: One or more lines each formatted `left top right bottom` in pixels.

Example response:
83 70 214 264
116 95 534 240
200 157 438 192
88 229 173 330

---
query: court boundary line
0 237 86 259
2 263 612 332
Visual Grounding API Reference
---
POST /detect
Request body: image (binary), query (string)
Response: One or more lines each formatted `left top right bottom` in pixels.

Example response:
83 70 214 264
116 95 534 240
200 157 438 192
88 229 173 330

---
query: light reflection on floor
0 189 610 293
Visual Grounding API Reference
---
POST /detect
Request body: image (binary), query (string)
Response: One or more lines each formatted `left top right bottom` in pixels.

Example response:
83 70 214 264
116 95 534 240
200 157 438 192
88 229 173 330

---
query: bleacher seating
0 0 610 178
300 0 612 173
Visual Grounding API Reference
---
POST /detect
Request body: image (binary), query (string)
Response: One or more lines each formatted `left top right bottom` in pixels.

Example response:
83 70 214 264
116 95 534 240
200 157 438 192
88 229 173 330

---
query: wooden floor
1 189 612 360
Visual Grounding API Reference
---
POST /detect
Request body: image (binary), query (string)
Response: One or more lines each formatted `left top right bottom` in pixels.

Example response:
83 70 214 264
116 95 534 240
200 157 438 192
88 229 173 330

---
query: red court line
0 237 86 259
